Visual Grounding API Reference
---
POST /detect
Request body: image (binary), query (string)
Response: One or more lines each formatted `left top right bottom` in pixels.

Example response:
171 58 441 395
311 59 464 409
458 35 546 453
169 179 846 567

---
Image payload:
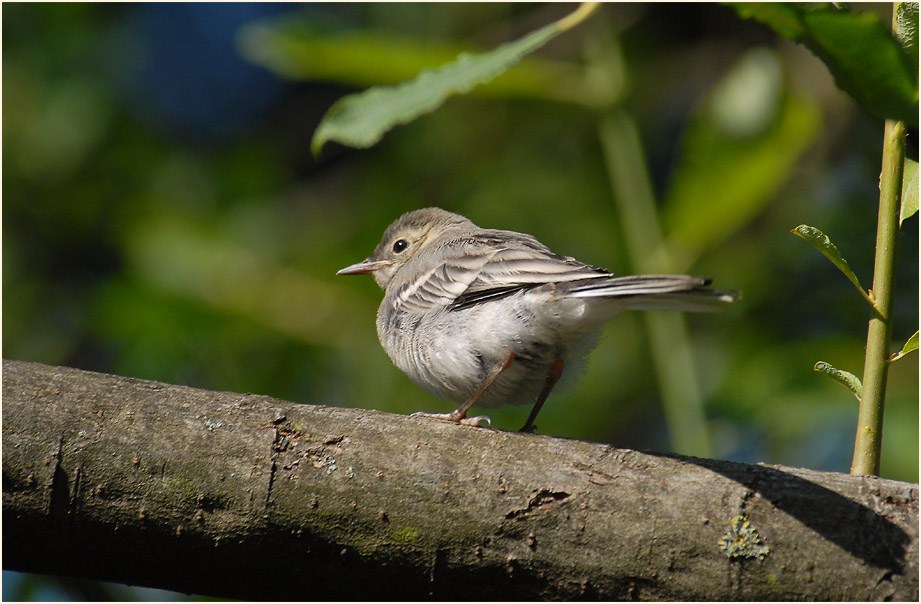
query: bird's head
337 207 475 290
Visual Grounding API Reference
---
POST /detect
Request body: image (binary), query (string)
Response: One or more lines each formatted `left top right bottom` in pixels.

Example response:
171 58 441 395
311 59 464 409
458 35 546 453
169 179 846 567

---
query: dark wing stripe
449 283 543 311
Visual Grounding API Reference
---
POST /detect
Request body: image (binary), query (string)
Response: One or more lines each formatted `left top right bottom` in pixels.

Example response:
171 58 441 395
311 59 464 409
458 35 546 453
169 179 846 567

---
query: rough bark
2 359 918 600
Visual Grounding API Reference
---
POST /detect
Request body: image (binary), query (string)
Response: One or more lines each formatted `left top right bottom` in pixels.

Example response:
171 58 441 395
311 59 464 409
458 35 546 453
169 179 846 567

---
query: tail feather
567 274 738 312
621 291 737 312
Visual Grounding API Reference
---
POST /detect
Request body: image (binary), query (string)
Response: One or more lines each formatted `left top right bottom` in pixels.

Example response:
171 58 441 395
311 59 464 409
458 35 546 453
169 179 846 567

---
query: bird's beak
336 258 393 275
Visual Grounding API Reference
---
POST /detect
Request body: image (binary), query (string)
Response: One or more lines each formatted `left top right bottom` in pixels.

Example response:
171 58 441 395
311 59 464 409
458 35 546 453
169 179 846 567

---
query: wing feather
391 231 609 314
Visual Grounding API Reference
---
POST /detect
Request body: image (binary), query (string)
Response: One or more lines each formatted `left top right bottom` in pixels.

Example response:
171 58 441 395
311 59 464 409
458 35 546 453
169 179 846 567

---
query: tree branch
3 359 918 600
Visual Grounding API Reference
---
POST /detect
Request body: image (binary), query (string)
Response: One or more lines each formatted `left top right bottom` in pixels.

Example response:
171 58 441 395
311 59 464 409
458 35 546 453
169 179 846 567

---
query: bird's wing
466 231 610 287
450 231 611 310
389 230 609 315
387 238 498 314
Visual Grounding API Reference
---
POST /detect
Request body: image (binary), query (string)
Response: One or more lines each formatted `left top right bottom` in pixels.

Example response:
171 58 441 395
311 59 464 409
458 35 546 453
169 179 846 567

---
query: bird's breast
375 291 600 408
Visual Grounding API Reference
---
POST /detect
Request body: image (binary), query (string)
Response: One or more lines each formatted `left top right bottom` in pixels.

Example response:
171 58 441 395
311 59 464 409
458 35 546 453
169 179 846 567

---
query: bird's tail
567 275 738 312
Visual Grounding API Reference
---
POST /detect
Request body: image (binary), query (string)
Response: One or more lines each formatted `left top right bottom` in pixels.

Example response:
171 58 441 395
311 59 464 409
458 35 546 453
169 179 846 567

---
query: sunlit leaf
728 3 918 125
310 3 600 154
890 330 919 362
901 158 919 225
814 361 863 401
791 225 875 306
238 22 594 106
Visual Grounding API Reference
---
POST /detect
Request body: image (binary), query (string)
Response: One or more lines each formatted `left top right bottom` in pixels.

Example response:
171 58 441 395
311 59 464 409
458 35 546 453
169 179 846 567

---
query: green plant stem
851 117 905 476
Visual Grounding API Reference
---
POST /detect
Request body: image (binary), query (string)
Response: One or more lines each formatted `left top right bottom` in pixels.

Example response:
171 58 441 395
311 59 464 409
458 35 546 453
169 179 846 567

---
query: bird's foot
410 411 491 427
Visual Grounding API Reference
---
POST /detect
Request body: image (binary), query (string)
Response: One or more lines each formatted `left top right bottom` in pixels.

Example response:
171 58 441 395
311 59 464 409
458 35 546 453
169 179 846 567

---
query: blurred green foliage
3 3 918 598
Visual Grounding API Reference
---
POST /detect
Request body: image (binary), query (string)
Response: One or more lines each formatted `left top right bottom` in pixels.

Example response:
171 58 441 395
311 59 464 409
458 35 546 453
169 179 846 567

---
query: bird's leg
519 358 564 433
410 350 516 427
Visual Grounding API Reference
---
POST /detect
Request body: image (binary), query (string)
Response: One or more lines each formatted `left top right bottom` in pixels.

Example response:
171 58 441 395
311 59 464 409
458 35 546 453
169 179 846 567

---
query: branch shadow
647 451 913 573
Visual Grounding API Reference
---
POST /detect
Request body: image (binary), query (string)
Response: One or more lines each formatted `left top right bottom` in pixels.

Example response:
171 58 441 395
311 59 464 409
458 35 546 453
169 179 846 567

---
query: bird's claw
460 415 491 427
410 411 491 427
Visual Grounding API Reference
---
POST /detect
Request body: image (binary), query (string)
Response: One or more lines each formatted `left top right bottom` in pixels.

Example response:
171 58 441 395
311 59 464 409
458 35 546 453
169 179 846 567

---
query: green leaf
663 48 821 267
814 361 863 401
791 225 875 306
890 330 919 362
901 158 919 225
728 2 807 39
309 3 600 154
728 3 918 126
237 22 596 106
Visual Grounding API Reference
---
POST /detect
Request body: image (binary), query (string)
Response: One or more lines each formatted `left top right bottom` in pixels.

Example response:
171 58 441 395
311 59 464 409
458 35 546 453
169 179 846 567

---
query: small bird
338 208 736 431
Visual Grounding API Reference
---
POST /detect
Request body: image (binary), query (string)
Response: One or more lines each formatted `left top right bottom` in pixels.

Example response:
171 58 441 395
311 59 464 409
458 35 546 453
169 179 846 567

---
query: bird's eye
392 239 408 254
